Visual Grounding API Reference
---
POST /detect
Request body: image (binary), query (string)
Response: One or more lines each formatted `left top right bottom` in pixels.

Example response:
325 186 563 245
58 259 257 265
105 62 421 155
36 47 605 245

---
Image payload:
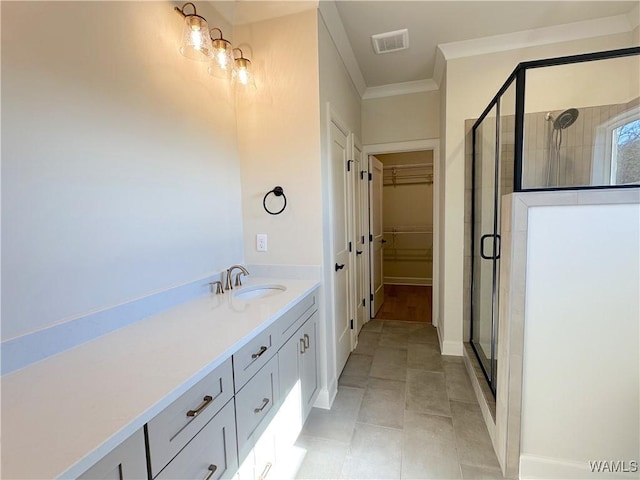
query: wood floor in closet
374 285 432 323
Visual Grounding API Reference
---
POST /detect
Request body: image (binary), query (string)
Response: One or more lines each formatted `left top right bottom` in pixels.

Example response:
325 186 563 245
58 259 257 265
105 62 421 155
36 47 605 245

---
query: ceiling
334 1 639 87
217 1 639 89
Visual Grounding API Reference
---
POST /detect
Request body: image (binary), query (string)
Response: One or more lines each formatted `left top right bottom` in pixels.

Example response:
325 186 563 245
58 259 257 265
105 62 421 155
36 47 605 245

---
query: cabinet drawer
271 291 317 349
156 400 238 480
147 358 233 477
235 355 279 462
232 328 277 392
78 429 147 480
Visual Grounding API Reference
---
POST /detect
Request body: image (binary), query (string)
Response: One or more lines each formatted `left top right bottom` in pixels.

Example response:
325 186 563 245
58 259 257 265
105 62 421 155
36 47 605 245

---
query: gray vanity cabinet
78 429 147 480
77 288 319 480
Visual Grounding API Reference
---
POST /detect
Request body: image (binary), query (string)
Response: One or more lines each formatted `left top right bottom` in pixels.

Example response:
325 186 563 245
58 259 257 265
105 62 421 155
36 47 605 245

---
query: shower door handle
480 234 501 260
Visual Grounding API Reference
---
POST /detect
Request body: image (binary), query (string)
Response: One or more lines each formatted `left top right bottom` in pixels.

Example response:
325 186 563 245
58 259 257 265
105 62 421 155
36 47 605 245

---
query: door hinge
347 159 354 172
370 293 374 301
369 234 373 242
350 319 354 330
368 172 372 181
348 241 352 252
362 298 366 307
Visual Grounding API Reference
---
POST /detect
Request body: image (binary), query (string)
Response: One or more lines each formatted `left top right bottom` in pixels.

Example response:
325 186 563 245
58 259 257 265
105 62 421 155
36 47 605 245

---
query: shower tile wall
520 97 639 189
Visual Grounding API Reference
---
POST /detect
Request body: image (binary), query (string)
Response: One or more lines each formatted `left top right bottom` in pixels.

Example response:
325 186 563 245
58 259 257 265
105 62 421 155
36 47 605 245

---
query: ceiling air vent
371 29 409 54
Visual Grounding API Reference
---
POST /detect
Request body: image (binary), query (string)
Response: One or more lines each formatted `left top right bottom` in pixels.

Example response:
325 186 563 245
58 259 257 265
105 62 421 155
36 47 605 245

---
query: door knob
381 239 387 244
335 263 345 271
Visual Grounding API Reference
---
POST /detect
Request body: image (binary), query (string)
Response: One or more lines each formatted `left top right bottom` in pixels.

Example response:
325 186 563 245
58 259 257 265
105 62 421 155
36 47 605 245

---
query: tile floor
294 320 504 480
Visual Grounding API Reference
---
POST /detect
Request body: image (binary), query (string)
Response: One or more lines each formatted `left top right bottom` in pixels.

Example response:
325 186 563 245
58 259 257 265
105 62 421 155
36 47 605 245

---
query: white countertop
1 277 320 479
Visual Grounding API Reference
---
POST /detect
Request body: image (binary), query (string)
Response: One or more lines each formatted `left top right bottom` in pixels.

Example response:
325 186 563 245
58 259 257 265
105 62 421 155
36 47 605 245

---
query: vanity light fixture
208 28 234 79
232 48 254 87
174 2 212 61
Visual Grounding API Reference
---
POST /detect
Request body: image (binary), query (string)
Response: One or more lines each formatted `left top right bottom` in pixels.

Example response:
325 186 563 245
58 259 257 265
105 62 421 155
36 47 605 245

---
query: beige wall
441 30 636 353
1 1 244 340
318 9 363 404
234 10 322 266
362 90 440 145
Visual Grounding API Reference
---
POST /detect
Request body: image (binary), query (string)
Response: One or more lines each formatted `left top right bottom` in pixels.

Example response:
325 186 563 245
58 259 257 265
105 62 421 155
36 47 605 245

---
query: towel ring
263 186 287 215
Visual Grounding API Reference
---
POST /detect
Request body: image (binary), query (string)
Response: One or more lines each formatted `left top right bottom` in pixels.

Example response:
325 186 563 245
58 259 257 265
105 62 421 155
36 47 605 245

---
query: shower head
553 108 579 129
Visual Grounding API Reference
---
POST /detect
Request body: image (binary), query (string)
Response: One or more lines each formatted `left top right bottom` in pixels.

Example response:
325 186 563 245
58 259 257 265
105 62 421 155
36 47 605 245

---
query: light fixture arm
174 2 198 18
233 48 245 60
210 27 226 41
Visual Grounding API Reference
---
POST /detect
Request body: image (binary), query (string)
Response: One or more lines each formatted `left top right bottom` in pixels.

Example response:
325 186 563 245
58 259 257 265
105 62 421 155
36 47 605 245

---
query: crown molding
362 79 438 99
433 48 446 89
318 1 367 97
438 12 636 61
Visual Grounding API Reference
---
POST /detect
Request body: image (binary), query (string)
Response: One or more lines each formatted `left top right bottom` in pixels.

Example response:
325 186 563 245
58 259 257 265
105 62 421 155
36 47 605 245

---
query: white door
352 136 366 335
331 121 352 376
369 155 384 317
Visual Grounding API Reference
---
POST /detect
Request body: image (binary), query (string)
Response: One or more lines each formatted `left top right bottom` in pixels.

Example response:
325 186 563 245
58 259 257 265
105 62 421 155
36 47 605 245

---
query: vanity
2 278 320 480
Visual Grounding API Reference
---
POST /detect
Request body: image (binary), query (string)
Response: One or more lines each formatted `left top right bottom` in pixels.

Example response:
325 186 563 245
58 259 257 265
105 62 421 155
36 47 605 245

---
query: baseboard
440 340 464 356
520 454 638 479
384 277 432 286
314 377 338 410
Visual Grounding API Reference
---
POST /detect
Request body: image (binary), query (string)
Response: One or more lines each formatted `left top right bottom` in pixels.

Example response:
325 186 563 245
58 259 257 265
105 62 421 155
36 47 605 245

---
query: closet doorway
365 140 440 326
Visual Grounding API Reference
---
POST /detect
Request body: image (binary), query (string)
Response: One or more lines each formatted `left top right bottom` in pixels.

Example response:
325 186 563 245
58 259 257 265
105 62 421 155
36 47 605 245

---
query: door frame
362 139 441 327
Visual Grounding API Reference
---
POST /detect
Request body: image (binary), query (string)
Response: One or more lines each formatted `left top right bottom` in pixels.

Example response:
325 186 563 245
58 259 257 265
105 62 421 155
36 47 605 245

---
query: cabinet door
278 329 301 401
155 400 238 480
300 311 319 419
78 429 147 480
235 355 280 462
276 332 304 450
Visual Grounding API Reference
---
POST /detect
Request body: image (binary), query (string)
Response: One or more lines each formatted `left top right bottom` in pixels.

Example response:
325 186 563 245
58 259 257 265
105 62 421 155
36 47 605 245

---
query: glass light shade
208 38 234 79
233 57 254 87
179 15 212 61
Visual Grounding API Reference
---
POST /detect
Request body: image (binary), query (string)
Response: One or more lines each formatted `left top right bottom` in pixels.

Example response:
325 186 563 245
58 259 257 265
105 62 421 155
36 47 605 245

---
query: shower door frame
470 45 640 397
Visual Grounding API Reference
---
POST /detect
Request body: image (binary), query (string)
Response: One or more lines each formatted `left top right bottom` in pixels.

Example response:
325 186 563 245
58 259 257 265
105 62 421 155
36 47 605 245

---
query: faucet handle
209 281 224 294
234 272 246 287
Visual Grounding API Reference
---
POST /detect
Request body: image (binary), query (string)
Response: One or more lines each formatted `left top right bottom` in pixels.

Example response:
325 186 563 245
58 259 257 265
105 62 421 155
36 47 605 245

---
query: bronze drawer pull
251 346 268 359
254 398 269 413
300 338 305 354
186 395 213 417
204 464 217 480
303 334 310 349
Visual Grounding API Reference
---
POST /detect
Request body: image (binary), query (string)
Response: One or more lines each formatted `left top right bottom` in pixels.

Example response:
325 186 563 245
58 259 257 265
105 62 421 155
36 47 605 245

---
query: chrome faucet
226 265 250 290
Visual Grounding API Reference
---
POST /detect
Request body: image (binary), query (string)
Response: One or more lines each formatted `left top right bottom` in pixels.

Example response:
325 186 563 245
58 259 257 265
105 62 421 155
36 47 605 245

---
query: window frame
592 106 640 185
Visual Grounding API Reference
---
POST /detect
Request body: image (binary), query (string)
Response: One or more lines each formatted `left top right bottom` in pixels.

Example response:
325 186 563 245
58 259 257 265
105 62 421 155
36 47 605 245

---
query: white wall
441 30 636 353
362 90 439 145
1 1 243 341
318 6 362 405
234 10 322 267
520 203 639 478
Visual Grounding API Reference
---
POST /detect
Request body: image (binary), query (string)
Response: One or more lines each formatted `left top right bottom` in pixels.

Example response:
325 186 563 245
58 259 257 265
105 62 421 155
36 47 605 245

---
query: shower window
613 118 640 184
592 107 640 185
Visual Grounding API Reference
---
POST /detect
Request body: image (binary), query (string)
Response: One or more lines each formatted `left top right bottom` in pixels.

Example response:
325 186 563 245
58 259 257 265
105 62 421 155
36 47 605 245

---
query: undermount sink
233 284 287 300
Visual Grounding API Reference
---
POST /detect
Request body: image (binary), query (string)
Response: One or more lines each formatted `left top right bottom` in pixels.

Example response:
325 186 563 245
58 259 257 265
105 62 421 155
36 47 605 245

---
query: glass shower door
471 104 499 390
